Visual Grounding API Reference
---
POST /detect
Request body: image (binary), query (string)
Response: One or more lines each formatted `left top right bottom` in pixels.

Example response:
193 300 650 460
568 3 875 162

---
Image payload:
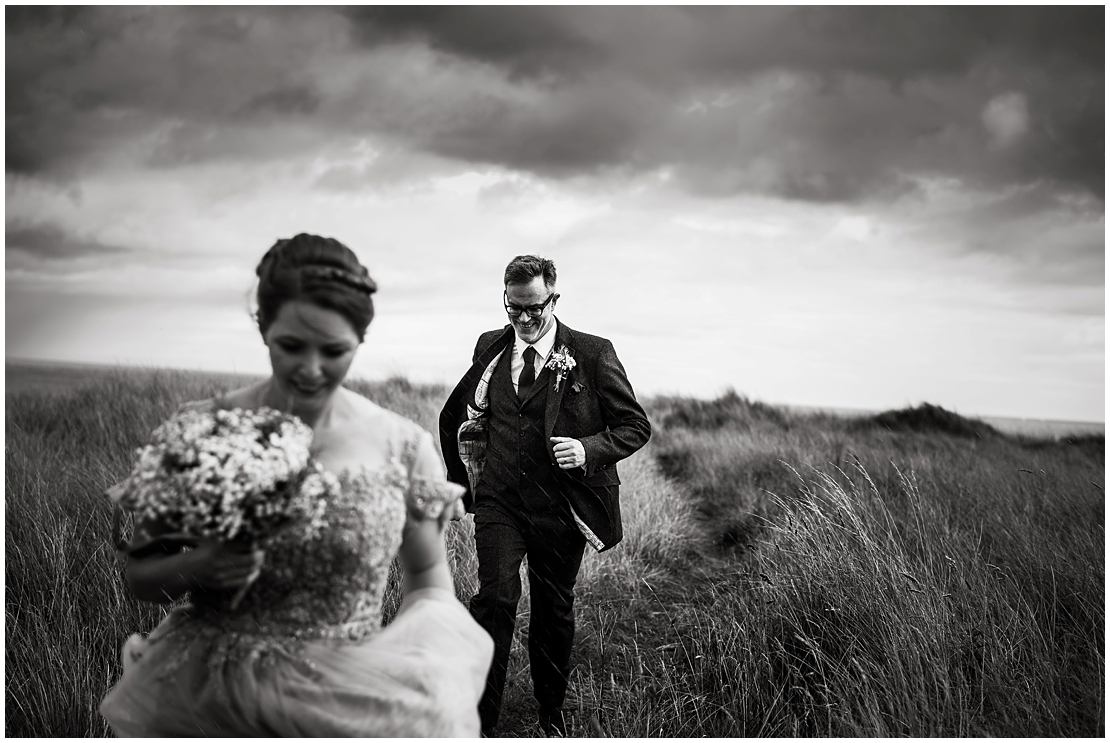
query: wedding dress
99 410 493 737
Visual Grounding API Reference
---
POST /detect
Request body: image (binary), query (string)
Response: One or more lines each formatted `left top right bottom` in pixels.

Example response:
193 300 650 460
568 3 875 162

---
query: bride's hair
254 233 377 341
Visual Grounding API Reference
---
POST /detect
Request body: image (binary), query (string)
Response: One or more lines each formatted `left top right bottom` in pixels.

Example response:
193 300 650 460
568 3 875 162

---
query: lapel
468 326 514 410
492 338 516 402
543 320 575 446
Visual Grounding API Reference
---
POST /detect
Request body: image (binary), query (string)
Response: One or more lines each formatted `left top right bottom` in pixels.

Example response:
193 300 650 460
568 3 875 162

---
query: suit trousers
469 498 587 733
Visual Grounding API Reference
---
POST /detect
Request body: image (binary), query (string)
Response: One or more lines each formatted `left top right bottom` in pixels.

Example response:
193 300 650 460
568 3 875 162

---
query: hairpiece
299 265 377 295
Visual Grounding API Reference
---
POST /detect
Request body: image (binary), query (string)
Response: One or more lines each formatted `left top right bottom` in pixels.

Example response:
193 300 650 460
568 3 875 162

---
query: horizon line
6 355 1105 428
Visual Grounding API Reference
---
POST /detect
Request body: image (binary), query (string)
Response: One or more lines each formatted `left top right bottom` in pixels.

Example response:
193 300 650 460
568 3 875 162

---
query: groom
439 255 651 737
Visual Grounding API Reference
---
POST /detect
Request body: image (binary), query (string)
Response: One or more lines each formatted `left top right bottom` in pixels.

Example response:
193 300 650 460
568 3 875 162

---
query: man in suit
439 255 651 737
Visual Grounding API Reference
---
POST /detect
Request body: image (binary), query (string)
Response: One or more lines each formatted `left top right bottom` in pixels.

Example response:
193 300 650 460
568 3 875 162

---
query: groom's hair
504 255 557 289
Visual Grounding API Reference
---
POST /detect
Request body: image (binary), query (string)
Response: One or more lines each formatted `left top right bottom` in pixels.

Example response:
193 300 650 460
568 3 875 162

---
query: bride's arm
397 429 463 595
398 520 454 595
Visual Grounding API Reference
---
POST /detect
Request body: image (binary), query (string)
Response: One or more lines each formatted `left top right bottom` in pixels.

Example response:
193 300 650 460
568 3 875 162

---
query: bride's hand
446 499 467 522
182 540 265 591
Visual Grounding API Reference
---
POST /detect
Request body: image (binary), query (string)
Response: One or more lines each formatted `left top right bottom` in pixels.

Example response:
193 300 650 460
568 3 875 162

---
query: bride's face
263 299 360 416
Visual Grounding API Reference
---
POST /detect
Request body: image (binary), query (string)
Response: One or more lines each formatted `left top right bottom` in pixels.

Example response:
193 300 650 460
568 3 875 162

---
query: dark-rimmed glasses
504 291 557 318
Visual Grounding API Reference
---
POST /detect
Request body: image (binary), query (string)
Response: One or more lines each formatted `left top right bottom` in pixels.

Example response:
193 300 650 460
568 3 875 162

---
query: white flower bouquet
108 405 336 606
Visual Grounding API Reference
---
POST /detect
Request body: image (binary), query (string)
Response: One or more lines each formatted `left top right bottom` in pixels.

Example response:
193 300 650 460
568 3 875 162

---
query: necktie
518 346 537 400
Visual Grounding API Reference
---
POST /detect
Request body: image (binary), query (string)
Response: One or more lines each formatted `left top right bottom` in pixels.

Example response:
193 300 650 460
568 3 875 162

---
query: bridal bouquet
108 405 337 605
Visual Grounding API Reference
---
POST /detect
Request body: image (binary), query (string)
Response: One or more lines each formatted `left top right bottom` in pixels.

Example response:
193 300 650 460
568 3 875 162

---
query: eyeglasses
504 291 557 318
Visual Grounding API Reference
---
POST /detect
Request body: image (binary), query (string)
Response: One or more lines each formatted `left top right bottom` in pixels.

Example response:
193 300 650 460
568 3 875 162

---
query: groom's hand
551 437 586 470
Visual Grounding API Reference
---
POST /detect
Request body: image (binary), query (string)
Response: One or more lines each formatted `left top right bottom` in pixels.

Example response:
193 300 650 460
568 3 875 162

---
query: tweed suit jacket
439 320 651 551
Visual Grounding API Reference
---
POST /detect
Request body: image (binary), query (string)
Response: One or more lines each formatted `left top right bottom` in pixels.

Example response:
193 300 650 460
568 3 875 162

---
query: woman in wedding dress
100 233 493 736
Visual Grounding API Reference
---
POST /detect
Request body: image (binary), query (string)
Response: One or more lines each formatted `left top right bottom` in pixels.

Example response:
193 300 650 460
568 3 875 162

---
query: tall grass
5 372 1103 736
6 369 238 736
630 394 1104 737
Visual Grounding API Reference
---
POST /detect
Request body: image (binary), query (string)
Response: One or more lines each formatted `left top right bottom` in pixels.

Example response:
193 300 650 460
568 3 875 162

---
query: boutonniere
546 345 576 392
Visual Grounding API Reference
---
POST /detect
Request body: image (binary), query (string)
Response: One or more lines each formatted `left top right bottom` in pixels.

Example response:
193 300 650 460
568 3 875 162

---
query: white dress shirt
511 319 558 394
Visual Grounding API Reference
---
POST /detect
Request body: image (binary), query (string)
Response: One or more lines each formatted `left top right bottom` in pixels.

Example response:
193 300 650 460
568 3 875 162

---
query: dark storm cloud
6 6 1103 200
349 7 1102 83
348 5 1104 199
6 222 130 260
345 6 1102 200
5 6 332 174
346 6 601 80
680 6 1102 83
422 82 648 174
240 85 322 117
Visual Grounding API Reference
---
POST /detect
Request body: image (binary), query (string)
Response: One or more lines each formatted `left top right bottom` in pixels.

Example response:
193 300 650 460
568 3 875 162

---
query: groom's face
505 276 557 344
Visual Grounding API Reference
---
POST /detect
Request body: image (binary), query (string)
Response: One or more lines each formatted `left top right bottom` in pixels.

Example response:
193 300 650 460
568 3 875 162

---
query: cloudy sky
6 6 1104 422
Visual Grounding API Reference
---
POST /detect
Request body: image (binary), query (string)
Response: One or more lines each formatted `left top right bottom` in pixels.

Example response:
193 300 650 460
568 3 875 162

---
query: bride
99 233 493 736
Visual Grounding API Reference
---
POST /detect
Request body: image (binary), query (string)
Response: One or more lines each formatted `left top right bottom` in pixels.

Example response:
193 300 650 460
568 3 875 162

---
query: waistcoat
477 347 564 513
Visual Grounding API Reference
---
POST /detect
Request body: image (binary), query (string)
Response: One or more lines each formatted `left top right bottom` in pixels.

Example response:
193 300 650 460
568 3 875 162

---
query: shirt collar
515 318 559 362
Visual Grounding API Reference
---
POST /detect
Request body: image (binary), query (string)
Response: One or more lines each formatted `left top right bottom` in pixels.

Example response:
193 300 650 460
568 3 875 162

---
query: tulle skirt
100 588 493 737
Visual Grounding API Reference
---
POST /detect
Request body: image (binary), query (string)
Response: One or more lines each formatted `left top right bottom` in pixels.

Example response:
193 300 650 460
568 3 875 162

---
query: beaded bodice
189 464 366 635
183 447 462 643
226 463 402 637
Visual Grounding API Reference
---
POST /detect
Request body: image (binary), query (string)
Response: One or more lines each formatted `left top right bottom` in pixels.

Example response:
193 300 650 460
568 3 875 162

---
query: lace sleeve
402 429 466 521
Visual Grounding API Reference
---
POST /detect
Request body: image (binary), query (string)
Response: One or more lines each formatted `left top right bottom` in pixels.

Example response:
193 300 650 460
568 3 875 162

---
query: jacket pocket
586 464 621 488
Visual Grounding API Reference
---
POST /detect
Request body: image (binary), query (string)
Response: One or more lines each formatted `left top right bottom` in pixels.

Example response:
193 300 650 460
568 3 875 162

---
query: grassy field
5 367 1104 736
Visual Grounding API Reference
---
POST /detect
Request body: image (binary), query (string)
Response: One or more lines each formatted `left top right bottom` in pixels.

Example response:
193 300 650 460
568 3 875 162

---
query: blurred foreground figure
101 233 492 736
